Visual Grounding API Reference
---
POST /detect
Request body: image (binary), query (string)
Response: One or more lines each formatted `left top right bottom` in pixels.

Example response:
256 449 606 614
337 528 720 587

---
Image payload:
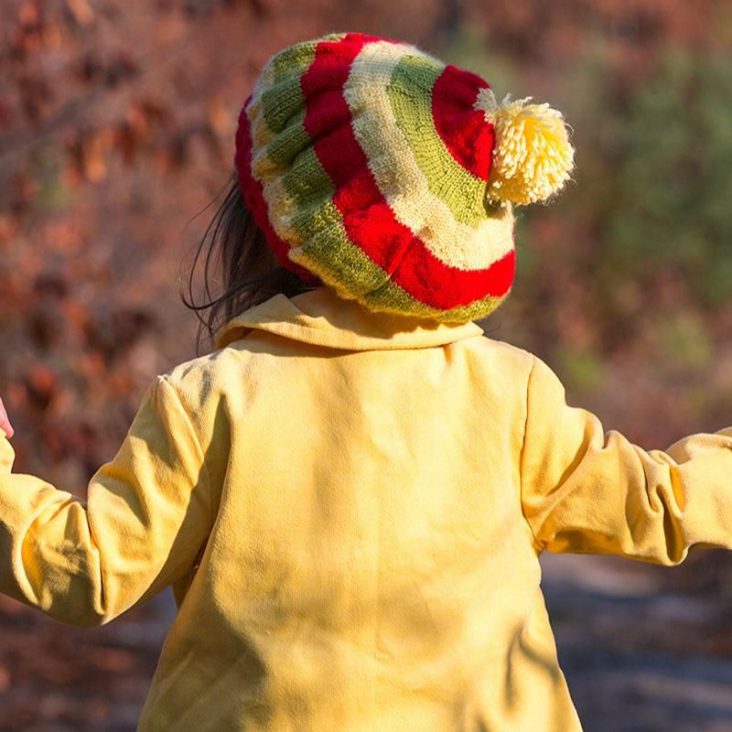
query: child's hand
0 397 14 439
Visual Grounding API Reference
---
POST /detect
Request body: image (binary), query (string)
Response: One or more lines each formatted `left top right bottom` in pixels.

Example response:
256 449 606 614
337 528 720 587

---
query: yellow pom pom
475 88 575 206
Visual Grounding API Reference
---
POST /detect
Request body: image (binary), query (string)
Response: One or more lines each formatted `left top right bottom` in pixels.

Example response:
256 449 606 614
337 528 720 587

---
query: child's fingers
0 397 14 439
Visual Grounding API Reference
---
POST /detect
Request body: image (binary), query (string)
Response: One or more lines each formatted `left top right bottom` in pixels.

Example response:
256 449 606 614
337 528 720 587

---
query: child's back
136 286 569 730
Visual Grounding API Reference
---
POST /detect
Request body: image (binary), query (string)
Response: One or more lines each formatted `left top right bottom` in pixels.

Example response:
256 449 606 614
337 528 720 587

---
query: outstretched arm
520 356 732 564
0 375 212 626
0 396 13 438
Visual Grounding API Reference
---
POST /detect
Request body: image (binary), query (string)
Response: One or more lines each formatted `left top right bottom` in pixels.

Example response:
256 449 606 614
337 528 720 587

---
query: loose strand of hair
180 172 319 356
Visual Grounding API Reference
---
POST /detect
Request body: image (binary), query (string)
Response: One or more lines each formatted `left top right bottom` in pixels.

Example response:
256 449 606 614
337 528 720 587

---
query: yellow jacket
1 285 732 731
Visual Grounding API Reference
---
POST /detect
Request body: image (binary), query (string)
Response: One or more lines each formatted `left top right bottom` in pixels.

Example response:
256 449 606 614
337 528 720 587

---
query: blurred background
0 0 731 729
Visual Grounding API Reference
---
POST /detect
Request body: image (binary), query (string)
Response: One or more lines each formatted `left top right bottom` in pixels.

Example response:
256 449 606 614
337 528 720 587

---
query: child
1 31 731 732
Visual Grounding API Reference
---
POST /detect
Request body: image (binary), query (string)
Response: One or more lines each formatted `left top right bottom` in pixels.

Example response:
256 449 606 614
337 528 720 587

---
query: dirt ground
542 553 732 732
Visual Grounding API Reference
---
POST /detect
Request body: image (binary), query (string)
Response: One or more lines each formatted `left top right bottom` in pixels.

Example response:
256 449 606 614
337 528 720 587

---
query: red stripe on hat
301 34 514 309
235 100 321 284
432 65 495 181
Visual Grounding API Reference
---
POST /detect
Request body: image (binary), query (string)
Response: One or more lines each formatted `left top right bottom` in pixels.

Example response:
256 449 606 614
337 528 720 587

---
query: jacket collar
214 287 484 352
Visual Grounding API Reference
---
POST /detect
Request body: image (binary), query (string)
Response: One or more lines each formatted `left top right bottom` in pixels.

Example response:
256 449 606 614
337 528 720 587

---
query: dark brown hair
181 171 320 355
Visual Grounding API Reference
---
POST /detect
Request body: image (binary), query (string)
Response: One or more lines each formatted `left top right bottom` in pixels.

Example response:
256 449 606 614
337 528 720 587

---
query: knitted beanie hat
235 32 574 323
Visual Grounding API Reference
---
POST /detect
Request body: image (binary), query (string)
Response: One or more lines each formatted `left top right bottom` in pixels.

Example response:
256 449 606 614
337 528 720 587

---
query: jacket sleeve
0 374 212 626
520 355 732 564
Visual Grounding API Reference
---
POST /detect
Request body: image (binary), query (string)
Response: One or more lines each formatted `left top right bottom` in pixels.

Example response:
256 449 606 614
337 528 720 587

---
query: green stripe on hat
271 40 320 81
265 110 310 168
259 41 318 133
386 55 487 227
